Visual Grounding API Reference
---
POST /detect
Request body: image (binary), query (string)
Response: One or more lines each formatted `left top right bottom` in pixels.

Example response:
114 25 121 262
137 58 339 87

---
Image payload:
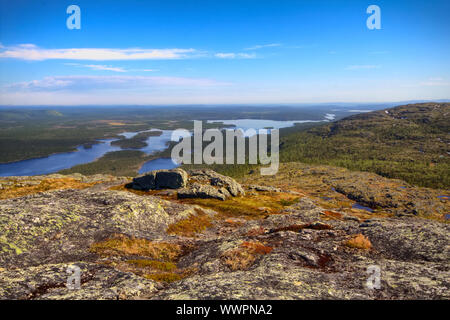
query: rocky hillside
0 166 448 300
280 103 450 189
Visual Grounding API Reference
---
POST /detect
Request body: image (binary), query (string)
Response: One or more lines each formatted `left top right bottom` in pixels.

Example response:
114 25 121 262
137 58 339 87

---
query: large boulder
131 172 156 190
188 169 245 197
130 168 188 191
155 168 188 189
177 183 230 201
175 170 245 201
128 168 244 201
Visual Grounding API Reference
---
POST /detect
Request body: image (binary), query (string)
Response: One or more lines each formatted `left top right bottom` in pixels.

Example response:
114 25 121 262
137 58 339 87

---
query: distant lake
0 129 174 177
207 116 333 134
0 139 121 176
139 158 179 174
0 117 334 177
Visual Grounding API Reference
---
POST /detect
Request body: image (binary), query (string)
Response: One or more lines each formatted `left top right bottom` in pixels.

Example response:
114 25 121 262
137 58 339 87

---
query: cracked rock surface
0 168 448 300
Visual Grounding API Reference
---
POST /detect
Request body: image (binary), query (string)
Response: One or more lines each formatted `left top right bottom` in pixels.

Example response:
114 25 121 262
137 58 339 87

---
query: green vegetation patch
278 103 450 189
90 235 182 261
166 209 213 237
60 150 149 177
126 259 177 271
111 130 163 149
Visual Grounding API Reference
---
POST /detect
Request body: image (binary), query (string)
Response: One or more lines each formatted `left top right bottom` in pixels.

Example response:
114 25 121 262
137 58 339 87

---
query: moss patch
166 209 213 237
126 259 177 271
90 234 182 261
144 272 185 283
179 192 299 219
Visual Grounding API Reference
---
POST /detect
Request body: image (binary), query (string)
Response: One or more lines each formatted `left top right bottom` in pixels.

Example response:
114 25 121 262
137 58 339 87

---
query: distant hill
280 103 450 189
0 109 63 121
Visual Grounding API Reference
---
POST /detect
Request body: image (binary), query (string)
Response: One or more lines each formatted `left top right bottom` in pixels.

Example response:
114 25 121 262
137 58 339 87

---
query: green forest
1 103 448 190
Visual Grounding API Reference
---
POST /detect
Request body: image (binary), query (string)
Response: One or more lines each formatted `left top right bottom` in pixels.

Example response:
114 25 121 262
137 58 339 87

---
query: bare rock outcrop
128 168 244 201
177 182 230 201
0 262 159 300
0 169 448 300
130 168 188 190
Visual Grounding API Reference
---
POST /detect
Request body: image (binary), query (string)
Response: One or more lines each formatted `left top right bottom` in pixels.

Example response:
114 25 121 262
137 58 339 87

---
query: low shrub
344 234 372 250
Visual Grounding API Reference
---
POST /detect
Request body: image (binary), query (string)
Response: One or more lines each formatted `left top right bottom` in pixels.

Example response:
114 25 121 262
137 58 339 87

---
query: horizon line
0 99 449 108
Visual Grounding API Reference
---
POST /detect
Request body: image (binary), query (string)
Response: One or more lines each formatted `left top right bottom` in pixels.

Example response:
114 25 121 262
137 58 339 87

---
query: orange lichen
221 248 256 271
246 227 266 237
241 241 273 254
322 210 343 220
344 234 372 250
224 218 243 226
0 178 97 200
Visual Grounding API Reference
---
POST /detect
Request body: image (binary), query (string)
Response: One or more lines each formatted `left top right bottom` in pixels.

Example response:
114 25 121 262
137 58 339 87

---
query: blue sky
0 0 449 105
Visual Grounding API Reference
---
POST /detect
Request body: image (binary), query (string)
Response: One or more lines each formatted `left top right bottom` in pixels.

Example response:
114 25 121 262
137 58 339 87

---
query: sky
0 0 449 105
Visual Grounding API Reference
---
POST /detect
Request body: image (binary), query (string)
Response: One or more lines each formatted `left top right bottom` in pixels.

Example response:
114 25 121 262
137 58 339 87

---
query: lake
0 130 174 177
207 116 334 135
139 158 180 174
0 118 330 176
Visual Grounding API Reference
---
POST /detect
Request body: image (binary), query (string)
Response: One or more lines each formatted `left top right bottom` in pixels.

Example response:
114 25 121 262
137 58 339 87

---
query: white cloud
83 64 127 72
65 63 157 73
65 63 126 72
6 75 229 92
1 79 449 105
0 44 196 61
215 52 256 59
244 43 281 50
345 65 381 70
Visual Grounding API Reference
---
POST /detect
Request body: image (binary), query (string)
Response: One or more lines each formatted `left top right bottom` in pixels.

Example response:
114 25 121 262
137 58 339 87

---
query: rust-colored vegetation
322 210 343 220
220 241 273 271
344 234 372 250
126 259 177 271
90 234 194 283
224 218 244 227
166 209 213 237
221 248 256 271
241 241 273 254
179 192 299 219
144 273 185 283
90 234 182 261
0 178 97 200
246 226 266 237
